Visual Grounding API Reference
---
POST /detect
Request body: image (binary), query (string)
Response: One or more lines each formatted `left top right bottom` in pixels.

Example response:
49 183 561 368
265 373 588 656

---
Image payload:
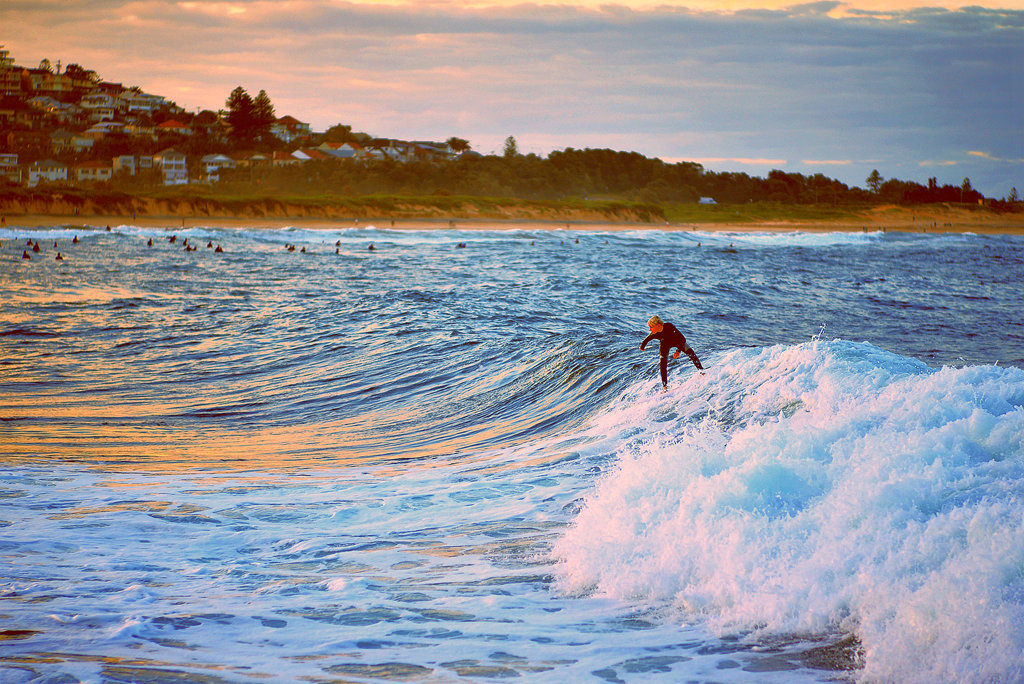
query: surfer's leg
684 345 704 371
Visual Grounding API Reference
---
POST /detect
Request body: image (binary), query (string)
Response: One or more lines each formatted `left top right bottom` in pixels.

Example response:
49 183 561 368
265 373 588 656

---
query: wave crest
555 340 1024 683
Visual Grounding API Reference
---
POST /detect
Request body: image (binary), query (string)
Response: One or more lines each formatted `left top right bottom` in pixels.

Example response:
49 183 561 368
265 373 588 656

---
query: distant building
270 115 311 144
271 151 300 167
412 141 456 160
200 153 235 182
0 153 20 184
230 151 271 169
292 148 332 161
0 96 44 129
112 154 154 177
698 197 717 205
75 160 113 183
0 46 19 95
154 148 187 185
84 121 125 139
156 119 193 136
51 129 94 154
123 123 156 139
27 159 68 186
120 91 166 115
27 95 81 124
318 142 364 159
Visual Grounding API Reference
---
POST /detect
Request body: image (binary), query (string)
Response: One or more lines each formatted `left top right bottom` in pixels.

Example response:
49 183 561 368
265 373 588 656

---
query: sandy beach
3 203 1022 235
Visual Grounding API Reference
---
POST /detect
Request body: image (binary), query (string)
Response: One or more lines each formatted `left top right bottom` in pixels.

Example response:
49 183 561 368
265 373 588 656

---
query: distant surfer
640 315 704 389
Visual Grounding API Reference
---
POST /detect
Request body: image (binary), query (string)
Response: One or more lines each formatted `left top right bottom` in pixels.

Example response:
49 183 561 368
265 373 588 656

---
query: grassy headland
1 186 1021 233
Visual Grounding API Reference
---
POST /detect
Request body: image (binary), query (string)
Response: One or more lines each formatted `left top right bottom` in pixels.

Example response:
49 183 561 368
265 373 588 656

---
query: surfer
640 315 704 389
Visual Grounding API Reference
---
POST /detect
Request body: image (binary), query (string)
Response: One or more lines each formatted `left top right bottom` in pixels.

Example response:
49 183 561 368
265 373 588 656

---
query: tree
322 124 356 144
866 169 883 194
1009 187 1020 204
195 110 219 126
64 63 98 85
446 137 470 154
225 86 255 143
503 135 519 158
252 89 276 140
960 177 973 203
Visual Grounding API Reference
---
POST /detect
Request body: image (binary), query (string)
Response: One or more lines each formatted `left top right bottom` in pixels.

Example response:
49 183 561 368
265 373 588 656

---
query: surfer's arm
640 332 658 350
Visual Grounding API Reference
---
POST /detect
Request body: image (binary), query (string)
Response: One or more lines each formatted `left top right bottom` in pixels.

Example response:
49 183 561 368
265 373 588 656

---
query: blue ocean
2 222 1024 683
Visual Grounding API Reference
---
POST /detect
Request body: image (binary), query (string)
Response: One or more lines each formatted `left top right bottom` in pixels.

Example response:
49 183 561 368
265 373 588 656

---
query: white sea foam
555 340 1024 683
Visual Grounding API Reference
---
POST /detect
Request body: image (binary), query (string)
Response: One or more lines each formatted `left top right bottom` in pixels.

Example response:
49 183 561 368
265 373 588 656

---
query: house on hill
75 159 113 184
157 119 193 136
112 154 154 177
51 129 94 154
200 153 235 182
27 96 81 124
318 142 364 159
364 139 420 162
231 151 271 169
411 141 456 160
292 148 332 161
271 115 312 144
0 153 21 184
0 96 43 129
0 47 19 95
28 159 68 186
271 151 300 167
79 92 120 122
154 148 187 185
121 91 166 115
84 121 125 139
23 67 74 99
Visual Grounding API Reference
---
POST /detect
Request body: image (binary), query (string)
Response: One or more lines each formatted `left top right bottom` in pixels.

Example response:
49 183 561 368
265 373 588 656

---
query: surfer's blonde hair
648 315 663 327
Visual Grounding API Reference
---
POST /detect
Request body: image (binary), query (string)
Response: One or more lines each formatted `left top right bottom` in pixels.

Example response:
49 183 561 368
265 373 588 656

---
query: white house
121 91 166 115
154 148 188 185
28 159 68 186
79 92 118 122
200 153 235 182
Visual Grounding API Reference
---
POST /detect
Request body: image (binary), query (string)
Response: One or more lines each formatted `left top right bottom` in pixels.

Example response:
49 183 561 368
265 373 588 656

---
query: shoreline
3 208 1023 235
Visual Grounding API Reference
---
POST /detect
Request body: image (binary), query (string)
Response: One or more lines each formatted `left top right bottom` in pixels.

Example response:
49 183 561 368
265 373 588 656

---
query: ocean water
2 223 1023 683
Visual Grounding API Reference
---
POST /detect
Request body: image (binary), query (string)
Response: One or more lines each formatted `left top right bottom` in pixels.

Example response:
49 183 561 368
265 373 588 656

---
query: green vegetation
661 202 867 224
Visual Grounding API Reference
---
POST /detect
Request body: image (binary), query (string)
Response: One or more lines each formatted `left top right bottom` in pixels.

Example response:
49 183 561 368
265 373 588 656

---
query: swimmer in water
640 315 704 389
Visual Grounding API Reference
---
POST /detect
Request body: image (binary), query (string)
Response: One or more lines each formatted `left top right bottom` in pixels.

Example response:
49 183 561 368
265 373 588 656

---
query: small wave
0 328 58 338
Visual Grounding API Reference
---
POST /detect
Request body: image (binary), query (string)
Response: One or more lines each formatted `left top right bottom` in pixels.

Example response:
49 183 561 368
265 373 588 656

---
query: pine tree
225 86 255 143
252 90 276 141
503 135 518 158
866 169 883 194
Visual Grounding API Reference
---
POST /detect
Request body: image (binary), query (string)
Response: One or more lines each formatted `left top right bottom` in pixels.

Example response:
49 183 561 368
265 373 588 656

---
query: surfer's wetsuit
640 322 704 387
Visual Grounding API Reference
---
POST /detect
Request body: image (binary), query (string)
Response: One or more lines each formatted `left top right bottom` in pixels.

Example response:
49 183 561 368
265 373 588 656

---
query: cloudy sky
3 0 1022 196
